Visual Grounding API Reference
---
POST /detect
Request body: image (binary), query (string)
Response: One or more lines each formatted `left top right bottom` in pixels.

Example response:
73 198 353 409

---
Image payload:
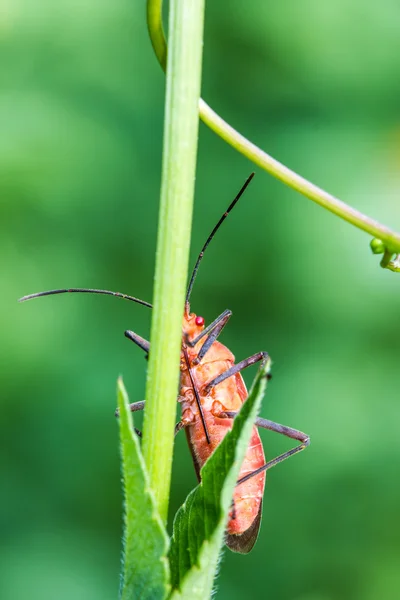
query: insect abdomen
180 354 266 538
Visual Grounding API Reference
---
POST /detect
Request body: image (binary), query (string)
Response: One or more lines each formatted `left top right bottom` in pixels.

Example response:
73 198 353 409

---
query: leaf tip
117 376 128 400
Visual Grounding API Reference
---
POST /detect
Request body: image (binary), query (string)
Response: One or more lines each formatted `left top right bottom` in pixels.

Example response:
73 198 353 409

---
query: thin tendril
146 0 400 262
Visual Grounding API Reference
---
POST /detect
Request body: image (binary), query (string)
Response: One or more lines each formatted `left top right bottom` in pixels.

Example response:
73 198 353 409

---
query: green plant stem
146 0 400 254
142 0 205 524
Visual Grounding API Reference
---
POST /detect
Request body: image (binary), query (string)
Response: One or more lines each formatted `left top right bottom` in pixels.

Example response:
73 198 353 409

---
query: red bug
20 174 309 553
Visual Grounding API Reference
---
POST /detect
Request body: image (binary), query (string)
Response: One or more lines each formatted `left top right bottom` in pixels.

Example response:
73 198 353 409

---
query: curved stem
146 0 167 70
147 0 400 255
380 248 393 269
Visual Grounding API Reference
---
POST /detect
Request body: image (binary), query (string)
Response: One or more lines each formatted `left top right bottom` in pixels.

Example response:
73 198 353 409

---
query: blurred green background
2 1 400 599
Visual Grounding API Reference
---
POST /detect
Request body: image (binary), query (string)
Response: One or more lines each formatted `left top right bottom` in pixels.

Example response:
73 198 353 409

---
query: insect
20 173 310 553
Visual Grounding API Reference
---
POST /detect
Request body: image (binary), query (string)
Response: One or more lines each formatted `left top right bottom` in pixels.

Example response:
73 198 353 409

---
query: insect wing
225 501 263 554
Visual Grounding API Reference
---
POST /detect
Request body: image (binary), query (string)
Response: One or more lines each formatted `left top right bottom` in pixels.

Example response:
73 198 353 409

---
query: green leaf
168 359 271 599
117 377 170 600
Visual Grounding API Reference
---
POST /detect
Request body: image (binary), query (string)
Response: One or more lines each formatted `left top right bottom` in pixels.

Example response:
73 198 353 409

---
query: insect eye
195 316 205 327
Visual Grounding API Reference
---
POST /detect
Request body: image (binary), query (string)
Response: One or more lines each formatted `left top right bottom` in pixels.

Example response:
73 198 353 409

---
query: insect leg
237 439 309 485
223 412 308 445
114 401 144 437
254 417 309 446
174 421 185 436
192 310 233 364
114 400 145 417
205 352 269 392
220 411 310 485
124 330 150 354
115 400 183 437
185 309 232 349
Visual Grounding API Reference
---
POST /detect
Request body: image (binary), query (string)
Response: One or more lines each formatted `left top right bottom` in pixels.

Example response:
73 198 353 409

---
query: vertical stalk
142 0 205 523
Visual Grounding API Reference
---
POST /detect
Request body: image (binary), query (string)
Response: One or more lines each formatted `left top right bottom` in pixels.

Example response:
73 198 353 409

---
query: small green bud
370 238 385 254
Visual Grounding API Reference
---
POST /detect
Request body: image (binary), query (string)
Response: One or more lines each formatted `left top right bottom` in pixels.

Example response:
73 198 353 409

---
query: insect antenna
18 288 152 308
185 173 255 309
